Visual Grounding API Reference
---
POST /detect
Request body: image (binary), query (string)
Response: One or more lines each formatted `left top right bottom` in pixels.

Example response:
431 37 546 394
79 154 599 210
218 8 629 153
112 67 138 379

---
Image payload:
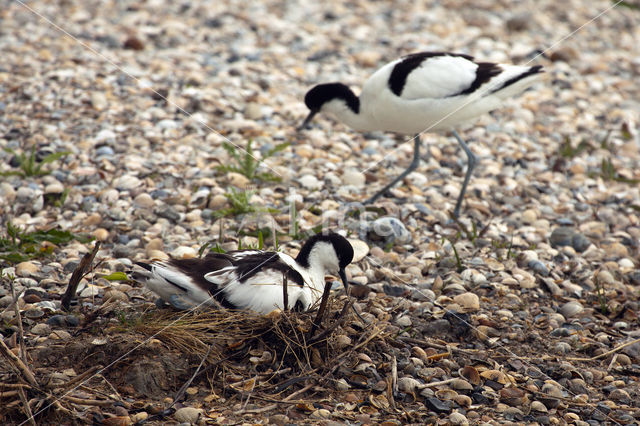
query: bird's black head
303 83 360 114
299 83 360 130
296 232 354 270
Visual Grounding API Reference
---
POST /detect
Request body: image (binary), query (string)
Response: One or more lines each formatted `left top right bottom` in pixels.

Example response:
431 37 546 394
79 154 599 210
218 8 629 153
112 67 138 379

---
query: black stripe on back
230 252 305 287
135 261 153 272
388 52 474 96
171 251 305 299
454 62 502 96
169 255 239 309
490 65 543 94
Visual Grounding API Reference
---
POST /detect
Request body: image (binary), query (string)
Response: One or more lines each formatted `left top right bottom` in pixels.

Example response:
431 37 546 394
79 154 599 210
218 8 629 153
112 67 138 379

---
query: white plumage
301 52 544 217
133 233 354 315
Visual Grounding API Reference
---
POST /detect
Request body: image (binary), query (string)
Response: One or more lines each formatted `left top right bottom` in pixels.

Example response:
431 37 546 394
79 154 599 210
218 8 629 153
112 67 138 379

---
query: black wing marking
490 65 543 93
453 62 502 96
388 52 474 96
169 254 237 309
170 251 305 291
226 251 305 287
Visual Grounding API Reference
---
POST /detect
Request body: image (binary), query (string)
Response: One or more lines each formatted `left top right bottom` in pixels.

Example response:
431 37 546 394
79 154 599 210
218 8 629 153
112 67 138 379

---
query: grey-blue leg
365 135 421 204
452 130 476 218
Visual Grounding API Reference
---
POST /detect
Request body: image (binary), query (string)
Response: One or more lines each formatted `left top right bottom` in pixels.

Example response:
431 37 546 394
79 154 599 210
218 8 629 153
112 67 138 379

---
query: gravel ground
1 0 640 424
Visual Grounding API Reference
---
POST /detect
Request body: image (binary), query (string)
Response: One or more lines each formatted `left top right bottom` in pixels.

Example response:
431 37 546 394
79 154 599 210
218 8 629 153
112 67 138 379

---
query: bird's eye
293 299 305 312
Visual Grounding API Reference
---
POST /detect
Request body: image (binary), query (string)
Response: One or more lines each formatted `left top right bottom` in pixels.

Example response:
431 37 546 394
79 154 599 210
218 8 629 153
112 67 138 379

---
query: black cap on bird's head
299 83 360 130
296 231 354 293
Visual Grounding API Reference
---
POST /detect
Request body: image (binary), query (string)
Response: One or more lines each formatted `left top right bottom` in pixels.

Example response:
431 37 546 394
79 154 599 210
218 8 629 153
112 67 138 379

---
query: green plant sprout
1 147 70 177
216 140 289 182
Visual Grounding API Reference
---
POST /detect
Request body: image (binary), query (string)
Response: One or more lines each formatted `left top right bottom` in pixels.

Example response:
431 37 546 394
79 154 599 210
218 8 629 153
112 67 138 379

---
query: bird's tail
490 65 544 99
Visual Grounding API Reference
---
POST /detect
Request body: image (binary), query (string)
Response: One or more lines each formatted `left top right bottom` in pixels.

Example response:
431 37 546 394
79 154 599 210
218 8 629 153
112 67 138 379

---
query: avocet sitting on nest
134 233 354 319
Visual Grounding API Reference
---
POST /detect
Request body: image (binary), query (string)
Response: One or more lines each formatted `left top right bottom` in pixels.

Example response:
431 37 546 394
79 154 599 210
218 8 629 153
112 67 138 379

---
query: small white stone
44 182 64 194
0 182 16 202
134 193 155 208
174 407 202 424
299 174 323 190
79 286 101 298
618 258 635 269
114 175 141 191
341 169 366 187
395 315 412 327
171 246 197 259
348 239 369 262
91 92 108 110
453 292 480 311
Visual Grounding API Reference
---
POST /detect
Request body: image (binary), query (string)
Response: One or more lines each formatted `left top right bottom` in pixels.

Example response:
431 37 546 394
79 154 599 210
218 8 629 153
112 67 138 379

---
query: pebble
395 315 412 327
79 286 101 298
31 323 51 336
364 217 411 246
92 228 110 241
559 300 583 318
449 411 469 425
15 261 40 277
227 172 250 188
114 175 141 191
453 292 480 311
171 246 197 259
0 182 16 202
103 289 128 302
91 92 108 110
298 174 323 190
173 407 202 423
342 169 366 187
349 239 369 262
269 414 290 425
44 181 64 194
134 193 155 208
549 227 591 252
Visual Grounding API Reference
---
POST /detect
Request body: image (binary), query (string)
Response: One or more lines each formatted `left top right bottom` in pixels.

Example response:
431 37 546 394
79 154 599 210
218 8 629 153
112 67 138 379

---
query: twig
282 272 288 311
0 338 39 387
353 325 385 351
9 278 28 365
423 378 457 388
566 337 640 362
0 383 31 389
95 374 123 401
53 365 102 392
52 399 73 416
607 354 619 371
61 241 101 311
308 299 353 344
0 390 19 398
397 336 477 355
169 344 214 409
240 375 258 411
242 382 315 414
391 355 398 396
62 395 113 407
310 281 333 336
18 387 36 426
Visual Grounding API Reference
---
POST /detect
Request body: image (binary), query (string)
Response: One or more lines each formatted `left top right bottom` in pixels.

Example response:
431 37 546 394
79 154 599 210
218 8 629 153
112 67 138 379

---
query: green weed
613 0 640 11
102 271 130 281
594 273 608 315
558 136 589 159
216 140 288 182
1 147 70 177
0 222 91 264
213 188 279 219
